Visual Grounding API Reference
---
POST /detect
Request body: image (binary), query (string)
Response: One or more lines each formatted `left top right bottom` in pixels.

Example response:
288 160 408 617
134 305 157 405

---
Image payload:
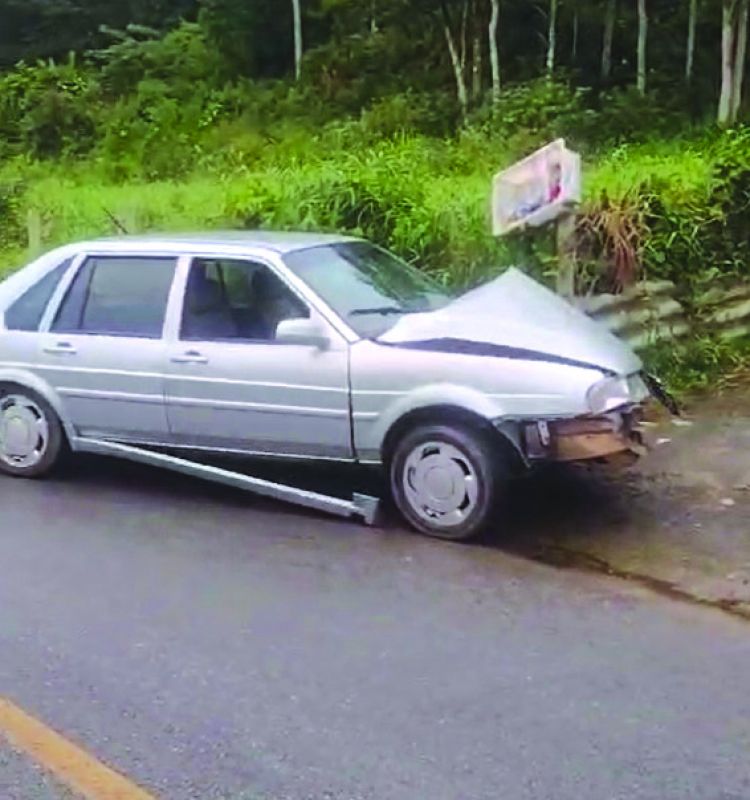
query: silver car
0 232 651 540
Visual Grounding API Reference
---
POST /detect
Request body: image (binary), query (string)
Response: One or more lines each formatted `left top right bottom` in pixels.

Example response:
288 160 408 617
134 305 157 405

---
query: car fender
0 367 76 443
367 382 506 452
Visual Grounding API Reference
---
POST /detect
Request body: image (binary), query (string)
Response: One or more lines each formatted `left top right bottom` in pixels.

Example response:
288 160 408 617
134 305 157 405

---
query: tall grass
1 125 748 298
0 133 517 287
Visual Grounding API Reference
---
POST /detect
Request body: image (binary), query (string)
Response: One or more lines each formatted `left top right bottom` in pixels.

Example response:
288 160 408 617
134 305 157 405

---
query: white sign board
492 139 581 236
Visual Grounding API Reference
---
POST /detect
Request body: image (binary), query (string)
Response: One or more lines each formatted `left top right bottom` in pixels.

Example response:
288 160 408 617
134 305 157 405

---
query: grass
2 124 750 395
585 139 715 206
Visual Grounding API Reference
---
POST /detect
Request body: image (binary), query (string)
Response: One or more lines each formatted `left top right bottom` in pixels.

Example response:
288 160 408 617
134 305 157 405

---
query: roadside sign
492 139 581 236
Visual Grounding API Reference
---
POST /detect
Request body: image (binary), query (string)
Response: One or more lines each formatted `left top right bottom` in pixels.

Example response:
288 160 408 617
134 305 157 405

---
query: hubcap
402 441 479 529
0 394 50 469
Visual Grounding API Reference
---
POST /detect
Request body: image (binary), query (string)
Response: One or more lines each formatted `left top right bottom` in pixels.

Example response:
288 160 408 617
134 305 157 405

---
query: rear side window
52 256 177 338
4 258 73 331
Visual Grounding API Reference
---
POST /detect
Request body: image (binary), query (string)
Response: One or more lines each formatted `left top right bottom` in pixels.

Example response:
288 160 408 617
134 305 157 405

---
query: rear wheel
389 423 509 541
0 385 65 478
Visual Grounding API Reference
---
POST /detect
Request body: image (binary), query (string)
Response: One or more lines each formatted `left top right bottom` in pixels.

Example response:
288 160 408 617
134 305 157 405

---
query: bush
359 91 458 139
0 178 25 251
579 128 750 296
472 77 593 152
0 57 98 159
88 22 223 98
643 335 750 395
576 86 691 148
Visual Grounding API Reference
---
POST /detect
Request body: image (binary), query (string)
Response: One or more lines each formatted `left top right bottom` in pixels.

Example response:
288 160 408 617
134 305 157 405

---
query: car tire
0 384 65 479
389 422 509 541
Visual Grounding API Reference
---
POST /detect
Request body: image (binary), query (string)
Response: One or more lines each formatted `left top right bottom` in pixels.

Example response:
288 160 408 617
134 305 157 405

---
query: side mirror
275 316 330 348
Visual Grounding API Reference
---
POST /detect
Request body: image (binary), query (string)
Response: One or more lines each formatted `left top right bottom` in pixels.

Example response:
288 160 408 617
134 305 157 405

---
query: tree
199 0 294 77
601 0 615 79
440 0 470 120
292 0 303 80
546 0 559 75
637 0 648 93
0 0 198 66
685 0 698 82
471 0 483 99
718 0 749 124
488 0 500 101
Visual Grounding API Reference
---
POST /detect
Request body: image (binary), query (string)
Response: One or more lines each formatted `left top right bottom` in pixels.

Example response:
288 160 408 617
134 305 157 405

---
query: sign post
491 139 581 296
555 212 577 298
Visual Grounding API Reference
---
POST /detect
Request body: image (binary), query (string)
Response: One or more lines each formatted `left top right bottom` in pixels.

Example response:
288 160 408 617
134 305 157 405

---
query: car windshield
283 242 455 337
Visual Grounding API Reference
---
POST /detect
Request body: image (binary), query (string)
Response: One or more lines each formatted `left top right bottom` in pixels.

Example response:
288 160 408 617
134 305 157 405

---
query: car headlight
586 376 632 415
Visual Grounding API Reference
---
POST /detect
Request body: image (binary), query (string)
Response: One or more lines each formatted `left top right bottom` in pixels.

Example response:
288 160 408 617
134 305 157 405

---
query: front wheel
389 423 509 541
0 385 65 478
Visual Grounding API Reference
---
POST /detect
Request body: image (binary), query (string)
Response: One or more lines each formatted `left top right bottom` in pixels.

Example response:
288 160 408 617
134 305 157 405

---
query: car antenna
102 207 129 235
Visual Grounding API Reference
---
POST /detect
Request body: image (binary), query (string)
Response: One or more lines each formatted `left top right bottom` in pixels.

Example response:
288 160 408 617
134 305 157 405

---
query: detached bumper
523 409 648 465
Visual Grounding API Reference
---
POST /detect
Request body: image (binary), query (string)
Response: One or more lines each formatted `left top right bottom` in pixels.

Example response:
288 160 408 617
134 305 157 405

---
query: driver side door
164 256 353 460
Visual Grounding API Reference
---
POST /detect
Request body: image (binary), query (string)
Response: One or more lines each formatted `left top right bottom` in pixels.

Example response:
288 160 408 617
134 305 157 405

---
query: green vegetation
0 0 748 392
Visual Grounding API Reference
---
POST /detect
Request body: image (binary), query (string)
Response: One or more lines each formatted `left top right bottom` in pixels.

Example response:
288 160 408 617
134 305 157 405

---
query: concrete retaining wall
575 281 690 350
694 285 750 340
575 279 750 350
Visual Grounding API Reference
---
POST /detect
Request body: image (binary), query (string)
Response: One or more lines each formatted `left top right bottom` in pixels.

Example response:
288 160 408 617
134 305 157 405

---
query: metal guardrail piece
577 279 750 347
73 438 381 526
575 280 689 349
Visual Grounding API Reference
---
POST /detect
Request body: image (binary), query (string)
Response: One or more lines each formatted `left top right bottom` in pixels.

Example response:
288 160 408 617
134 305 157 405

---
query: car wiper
348 306 407 317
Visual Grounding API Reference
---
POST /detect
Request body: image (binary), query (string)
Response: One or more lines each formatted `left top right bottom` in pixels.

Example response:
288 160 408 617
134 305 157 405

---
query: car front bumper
521 408 648 466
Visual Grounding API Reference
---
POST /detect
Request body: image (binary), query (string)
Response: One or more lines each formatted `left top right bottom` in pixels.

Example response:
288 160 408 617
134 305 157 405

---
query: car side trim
167 395 350 418
57 387 165 406
72 437 379 524
2 362 348 395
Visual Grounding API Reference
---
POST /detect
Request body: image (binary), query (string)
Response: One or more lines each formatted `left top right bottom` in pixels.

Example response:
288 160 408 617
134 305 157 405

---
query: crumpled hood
378 267 642 376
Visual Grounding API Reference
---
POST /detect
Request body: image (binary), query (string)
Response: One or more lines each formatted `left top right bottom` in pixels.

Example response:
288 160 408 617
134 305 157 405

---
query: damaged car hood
378 267 642 376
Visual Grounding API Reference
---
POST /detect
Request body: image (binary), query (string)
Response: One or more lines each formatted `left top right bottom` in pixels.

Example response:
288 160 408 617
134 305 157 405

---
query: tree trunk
718 0 749 125
719 0 735 124
685 0 698 82
472 26 483 99
601 0 616 79
546 0 558 75
637 0 647 94
460 0 469 76
441 1 469 120
571 10 579 61
291 0 303 81
732 0 748 118
489 0 501 102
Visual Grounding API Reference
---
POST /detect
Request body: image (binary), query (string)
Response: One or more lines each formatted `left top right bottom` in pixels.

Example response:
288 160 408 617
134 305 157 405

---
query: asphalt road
1 456 750 800
0 746 73 800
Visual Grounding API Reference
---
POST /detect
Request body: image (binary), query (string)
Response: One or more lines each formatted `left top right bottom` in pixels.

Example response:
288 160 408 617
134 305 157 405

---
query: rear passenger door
37 254 177 443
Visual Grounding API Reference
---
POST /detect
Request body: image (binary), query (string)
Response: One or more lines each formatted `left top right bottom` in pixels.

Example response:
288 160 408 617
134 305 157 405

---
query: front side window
5 258 73 332
283 242 454 338
181 258 308 342
52 256 177 338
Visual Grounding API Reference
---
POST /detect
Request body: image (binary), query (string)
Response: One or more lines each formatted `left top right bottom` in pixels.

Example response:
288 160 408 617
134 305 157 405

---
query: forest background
0 0 748 389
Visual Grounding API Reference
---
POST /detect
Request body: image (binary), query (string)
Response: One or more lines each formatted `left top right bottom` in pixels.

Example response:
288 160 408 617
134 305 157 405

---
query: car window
284 242 454 338
181 258 309 342
4 258 73 332
52 256 177 338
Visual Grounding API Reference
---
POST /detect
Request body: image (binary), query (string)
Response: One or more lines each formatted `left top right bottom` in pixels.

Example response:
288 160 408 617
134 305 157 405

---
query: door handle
43 342 77 356
171 350 209 365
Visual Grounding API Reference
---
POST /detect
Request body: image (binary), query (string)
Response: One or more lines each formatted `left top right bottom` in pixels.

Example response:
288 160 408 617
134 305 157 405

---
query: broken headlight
586 376 631 415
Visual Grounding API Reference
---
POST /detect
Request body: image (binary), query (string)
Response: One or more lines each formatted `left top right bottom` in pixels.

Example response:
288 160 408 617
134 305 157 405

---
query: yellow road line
0 696 156 800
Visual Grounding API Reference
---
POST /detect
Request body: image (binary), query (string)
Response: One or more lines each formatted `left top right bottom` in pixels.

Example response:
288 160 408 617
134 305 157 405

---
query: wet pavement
1 448 750 799
494 385 750 616
0 746 72 800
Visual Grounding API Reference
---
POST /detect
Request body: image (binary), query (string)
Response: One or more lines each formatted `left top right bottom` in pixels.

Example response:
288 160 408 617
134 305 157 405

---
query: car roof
79 231 361 256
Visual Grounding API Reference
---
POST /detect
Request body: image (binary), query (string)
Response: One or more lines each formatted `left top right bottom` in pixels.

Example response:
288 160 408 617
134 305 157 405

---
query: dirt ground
499 378 750 617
